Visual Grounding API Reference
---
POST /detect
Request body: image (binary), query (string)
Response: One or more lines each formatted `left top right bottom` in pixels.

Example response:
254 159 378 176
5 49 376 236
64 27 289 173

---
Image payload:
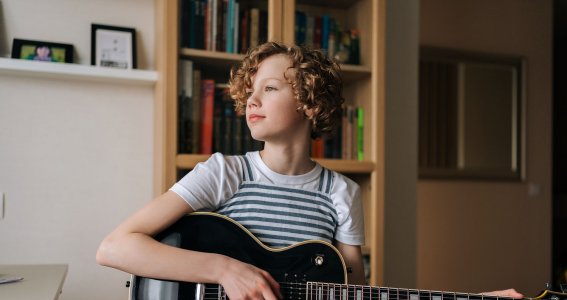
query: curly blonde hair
229 42 344 139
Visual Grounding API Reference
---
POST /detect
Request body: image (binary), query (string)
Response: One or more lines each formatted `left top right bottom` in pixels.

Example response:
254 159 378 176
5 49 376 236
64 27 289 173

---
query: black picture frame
91 23 137 69
11 38 74 63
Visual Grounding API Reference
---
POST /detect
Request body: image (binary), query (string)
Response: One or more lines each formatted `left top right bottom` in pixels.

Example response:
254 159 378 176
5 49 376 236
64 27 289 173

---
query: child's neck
259 146 315 176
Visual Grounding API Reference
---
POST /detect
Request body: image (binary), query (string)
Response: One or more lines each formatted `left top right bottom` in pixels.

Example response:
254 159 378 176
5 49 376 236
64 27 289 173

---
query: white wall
0 1 156 299
418 0 552 295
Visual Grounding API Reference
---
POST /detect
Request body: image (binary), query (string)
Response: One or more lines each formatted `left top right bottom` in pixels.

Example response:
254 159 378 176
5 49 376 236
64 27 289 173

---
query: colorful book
357 107 364 160
200 79 215 154
249 8 259 48
191 69 202 153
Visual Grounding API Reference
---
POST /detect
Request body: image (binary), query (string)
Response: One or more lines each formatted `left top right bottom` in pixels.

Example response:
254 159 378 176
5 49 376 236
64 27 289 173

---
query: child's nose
247 92 261 108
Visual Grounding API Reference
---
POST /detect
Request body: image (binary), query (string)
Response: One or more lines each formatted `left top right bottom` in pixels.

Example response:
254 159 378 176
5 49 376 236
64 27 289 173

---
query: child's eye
265 86 276 92
245 90 253 97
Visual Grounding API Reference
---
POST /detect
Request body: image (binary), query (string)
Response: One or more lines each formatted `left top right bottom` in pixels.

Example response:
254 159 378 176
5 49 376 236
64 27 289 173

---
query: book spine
205 0 212 50
357 107 364 160
200 79 215 154
191 70 202 153
178 60 194 153
313 16 322 49
225 0 234 53
211 0 218 51
233 1 239 54
305 15 314 48
239 8 248 53
321 15 330 53
249 8 259 48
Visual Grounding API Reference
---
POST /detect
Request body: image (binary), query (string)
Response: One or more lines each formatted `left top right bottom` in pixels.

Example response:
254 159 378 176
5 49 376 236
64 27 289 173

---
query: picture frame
11 38 74 63
91 24 137 69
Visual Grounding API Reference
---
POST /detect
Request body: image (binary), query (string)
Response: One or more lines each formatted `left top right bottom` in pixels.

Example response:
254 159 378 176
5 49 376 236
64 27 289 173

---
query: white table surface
0 264 68 300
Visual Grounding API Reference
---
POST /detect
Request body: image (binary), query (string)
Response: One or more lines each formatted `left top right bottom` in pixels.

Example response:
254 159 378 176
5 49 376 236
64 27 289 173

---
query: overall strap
239 155 255 182
317 168 334 194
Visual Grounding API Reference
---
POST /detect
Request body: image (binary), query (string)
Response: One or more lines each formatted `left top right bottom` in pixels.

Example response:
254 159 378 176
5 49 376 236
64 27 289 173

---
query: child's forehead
253 54 295 82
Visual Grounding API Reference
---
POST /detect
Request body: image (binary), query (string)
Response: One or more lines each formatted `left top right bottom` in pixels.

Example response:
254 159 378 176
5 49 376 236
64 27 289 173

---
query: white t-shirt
170 151 365 246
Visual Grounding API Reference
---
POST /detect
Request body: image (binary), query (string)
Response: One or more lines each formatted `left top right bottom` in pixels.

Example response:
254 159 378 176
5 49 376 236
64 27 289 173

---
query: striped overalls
216 155 339 248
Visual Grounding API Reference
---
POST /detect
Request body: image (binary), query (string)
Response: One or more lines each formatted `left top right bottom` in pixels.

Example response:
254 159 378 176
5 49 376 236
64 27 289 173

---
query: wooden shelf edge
180 48 245 61
0 57 158 85
314 158 375 174
177 154 375 174
176 154 213 169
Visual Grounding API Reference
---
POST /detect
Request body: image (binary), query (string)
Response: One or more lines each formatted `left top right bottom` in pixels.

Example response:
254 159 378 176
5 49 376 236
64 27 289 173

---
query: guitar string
199 284 512 300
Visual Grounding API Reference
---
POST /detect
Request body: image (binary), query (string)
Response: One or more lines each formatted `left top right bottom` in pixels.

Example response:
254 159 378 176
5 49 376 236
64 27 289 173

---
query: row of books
178 59 363 159
178 59 263 155
180 0 267 53
310 106 364 160
295 11 360 65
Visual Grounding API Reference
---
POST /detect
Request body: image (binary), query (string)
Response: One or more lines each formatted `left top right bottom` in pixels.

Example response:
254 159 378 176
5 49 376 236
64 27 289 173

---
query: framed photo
11 39 73 63
91 24 137 69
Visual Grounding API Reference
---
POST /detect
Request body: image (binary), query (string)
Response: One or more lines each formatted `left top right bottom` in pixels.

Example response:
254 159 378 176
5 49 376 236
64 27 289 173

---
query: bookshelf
155 0 384 285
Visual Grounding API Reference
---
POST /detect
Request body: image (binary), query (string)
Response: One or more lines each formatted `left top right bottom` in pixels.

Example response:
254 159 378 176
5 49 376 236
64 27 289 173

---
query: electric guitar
129 212 567 300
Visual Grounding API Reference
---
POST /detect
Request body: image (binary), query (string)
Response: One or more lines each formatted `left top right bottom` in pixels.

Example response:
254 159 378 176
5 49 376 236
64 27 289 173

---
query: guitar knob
314 255 324 266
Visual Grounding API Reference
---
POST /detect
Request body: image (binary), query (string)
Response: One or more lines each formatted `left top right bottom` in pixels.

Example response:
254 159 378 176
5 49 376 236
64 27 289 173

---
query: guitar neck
304 282 518 300
205 282 518 300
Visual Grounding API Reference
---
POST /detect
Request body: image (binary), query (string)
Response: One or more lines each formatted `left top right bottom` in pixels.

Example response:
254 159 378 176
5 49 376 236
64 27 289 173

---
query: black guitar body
130 213 567 300
130 213 346 300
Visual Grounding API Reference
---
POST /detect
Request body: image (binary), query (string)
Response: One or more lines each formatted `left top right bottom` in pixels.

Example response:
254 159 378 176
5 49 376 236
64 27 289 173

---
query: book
233 2 239 54
200 79 215 154
178 60 194 153
211 0 218 51
191 69 202 153
313 16 322 49
357 107 364 160
311 138 324 158
180 0 191 48
239 8 249 53
249 8 259 48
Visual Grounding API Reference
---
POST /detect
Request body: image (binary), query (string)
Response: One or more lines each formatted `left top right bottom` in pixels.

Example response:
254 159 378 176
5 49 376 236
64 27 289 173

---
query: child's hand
219 258 282 300
480 288 524 299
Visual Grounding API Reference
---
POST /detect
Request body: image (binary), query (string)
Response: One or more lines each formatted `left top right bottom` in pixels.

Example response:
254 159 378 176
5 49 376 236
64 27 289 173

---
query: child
96 41 523 300
96 41 366 300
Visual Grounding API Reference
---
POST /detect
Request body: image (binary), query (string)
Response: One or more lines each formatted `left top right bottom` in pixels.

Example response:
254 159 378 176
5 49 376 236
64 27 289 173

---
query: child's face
246 54 310 143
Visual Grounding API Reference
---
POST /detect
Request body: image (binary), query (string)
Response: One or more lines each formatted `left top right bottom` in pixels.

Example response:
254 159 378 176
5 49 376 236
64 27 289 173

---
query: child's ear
304 107 314 118
299 104 314 119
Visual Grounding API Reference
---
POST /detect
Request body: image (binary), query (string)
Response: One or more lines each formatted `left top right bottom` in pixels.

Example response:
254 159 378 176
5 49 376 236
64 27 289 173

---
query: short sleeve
331 173 365 246
169 153 243 211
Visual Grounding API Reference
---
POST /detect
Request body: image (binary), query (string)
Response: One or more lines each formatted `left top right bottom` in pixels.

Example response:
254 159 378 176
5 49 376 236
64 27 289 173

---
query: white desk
0 264 68 300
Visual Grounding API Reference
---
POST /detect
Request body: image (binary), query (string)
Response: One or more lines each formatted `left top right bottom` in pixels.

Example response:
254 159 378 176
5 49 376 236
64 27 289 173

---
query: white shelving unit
0 58 158 85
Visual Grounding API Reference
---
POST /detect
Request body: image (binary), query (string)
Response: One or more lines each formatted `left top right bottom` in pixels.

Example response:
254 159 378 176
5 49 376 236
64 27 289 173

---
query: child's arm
335 241 366 284
96 191 281 300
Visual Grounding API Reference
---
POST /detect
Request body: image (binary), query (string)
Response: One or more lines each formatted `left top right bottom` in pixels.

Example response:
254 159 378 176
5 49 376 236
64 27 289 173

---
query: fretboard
304 282 515 300
204 282 517 300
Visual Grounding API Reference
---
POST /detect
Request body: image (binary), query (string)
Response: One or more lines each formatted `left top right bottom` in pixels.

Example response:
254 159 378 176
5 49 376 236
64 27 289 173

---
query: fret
454 292 469 300
441 291 456 300
329 283 336 300
380 287 389 300
400 288 411 300
356 286 363 300
431 291 443 300
409 289 420 300
363 284 373 300
388 288 399 300
419 288 432 300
